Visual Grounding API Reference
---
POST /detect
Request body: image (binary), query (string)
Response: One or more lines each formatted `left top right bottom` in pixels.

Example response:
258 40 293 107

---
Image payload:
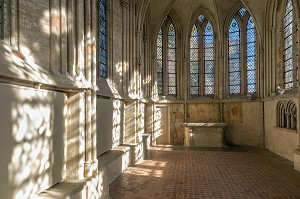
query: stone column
121 0 129 94
136 30 142 97
295 20 300 172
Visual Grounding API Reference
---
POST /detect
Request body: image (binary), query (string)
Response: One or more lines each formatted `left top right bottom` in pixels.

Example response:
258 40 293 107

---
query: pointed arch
188 7 218 98
228 17 241 94
167 21 176 95
203 22 215 95
156 14 179 96
225 5 258 96
277 101 286 128
286 100 297 129
269 0 300 93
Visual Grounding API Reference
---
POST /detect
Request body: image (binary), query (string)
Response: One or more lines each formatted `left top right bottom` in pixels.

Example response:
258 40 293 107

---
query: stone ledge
98 146 131 169
98 146 131 184
122 141 144 165
183 122 227 128
273 126 298 134
35 174 106 199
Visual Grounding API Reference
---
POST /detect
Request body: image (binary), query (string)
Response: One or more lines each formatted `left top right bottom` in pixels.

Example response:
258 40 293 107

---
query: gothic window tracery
189 15 215 96
156 16 177 96
228 7 257 95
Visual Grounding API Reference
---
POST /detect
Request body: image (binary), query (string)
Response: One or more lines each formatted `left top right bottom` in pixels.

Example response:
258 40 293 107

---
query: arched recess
223 2 262 98
186 6 219 99
154 9 182 99
272 0 300 91
286 100 297 129
277 101 287 127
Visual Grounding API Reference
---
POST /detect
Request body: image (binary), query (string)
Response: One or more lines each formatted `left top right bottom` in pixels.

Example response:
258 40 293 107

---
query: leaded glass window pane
284 0 294 89
204 22 214 95
167 22 176 95
238 7 247 18
190 62 198 73
156 17 177 96
157 28 163 95
228 18 241 94
190 24 199 95
246 16 256 93
190 74 199 87
198 15 205 23
100 0 107 78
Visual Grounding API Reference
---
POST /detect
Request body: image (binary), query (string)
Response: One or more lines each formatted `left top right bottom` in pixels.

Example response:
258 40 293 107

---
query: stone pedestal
294 146 300 172
183 123 227 147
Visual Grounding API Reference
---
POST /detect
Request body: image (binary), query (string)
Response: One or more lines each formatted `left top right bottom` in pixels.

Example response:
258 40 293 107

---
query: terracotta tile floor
109 146 300 199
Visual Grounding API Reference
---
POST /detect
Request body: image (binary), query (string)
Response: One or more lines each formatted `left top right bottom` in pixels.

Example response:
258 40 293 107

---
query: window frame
156 16 177 96
283 0 298 89
99 0 108 78
226 7 257 96
189 15 216 97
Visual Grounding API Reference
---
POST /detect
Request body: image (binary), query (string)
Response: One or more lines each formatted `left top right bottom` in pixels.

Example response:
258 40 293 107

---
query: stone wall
223 101 263 146
264 98 299 160
0 83 66 199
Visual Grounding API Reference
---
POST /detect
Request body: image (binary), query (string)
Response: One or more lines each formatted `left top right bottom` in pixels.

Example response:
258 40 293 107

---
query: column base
84 160 98 177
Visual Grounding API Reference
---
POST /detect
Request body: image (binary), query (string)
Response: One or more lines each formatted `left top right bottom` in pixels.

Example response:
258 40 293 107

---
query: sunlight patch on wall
5 46 54 84
137 103 145 142
128 70 137 99
112 100 122 148
40 11 50 34
9 88 54 199
154 106 163 139
108 80 121 98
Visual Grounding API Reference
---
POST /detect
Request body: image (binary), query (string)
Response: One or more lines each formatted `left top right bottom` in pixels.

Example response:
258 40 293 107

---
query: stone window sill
273 126 298 134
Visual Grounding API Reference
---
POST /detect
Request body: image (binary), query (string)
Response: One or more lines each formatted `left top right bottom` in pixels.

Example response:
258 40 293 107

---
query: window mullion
241 23 247 95
199 27 204 96
163 25 168 96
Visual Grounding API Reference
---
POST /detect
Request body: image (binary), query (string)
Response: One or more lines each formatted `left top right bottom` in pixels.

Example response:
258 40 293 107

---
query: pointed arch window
156 16 177 96
228 7 256 95
284 0 296 89
100 0 108 78
228 18 241 94
189 15 215 96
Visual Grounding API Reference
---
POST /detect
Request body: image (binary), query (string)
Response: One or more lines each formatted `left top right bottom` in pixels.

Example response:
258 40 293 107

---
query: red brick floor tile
109 146 300 199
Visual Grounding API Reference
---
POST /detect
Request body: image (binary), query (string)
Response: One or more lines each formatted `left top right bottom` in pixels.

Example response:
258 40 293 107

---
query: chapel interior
0 0 300 198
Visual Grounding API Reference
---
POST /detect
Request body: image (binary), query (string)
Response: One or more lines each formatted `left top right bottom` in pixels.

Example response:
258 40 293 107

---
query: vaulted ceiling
146 0 268 43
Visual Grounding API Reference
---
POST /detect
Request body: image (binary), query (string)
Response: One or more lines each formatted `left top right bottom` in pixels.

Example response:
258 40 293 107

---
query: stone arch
286 100 297 129
224 3 261 97
272 0 300 89
277 101 286 128
186 6 219 99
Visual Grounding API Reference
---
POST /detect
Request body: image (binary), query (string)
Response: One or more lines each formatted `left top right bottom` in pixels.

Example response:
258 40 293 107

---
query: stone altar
183 123 227 147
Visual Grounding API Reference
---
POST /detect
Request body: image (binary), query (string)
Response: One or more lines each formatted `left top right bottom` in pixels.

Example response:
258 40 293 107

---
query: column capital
136 29 142 36
120 0 129 7
271 26 276 32
143 35 148 42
